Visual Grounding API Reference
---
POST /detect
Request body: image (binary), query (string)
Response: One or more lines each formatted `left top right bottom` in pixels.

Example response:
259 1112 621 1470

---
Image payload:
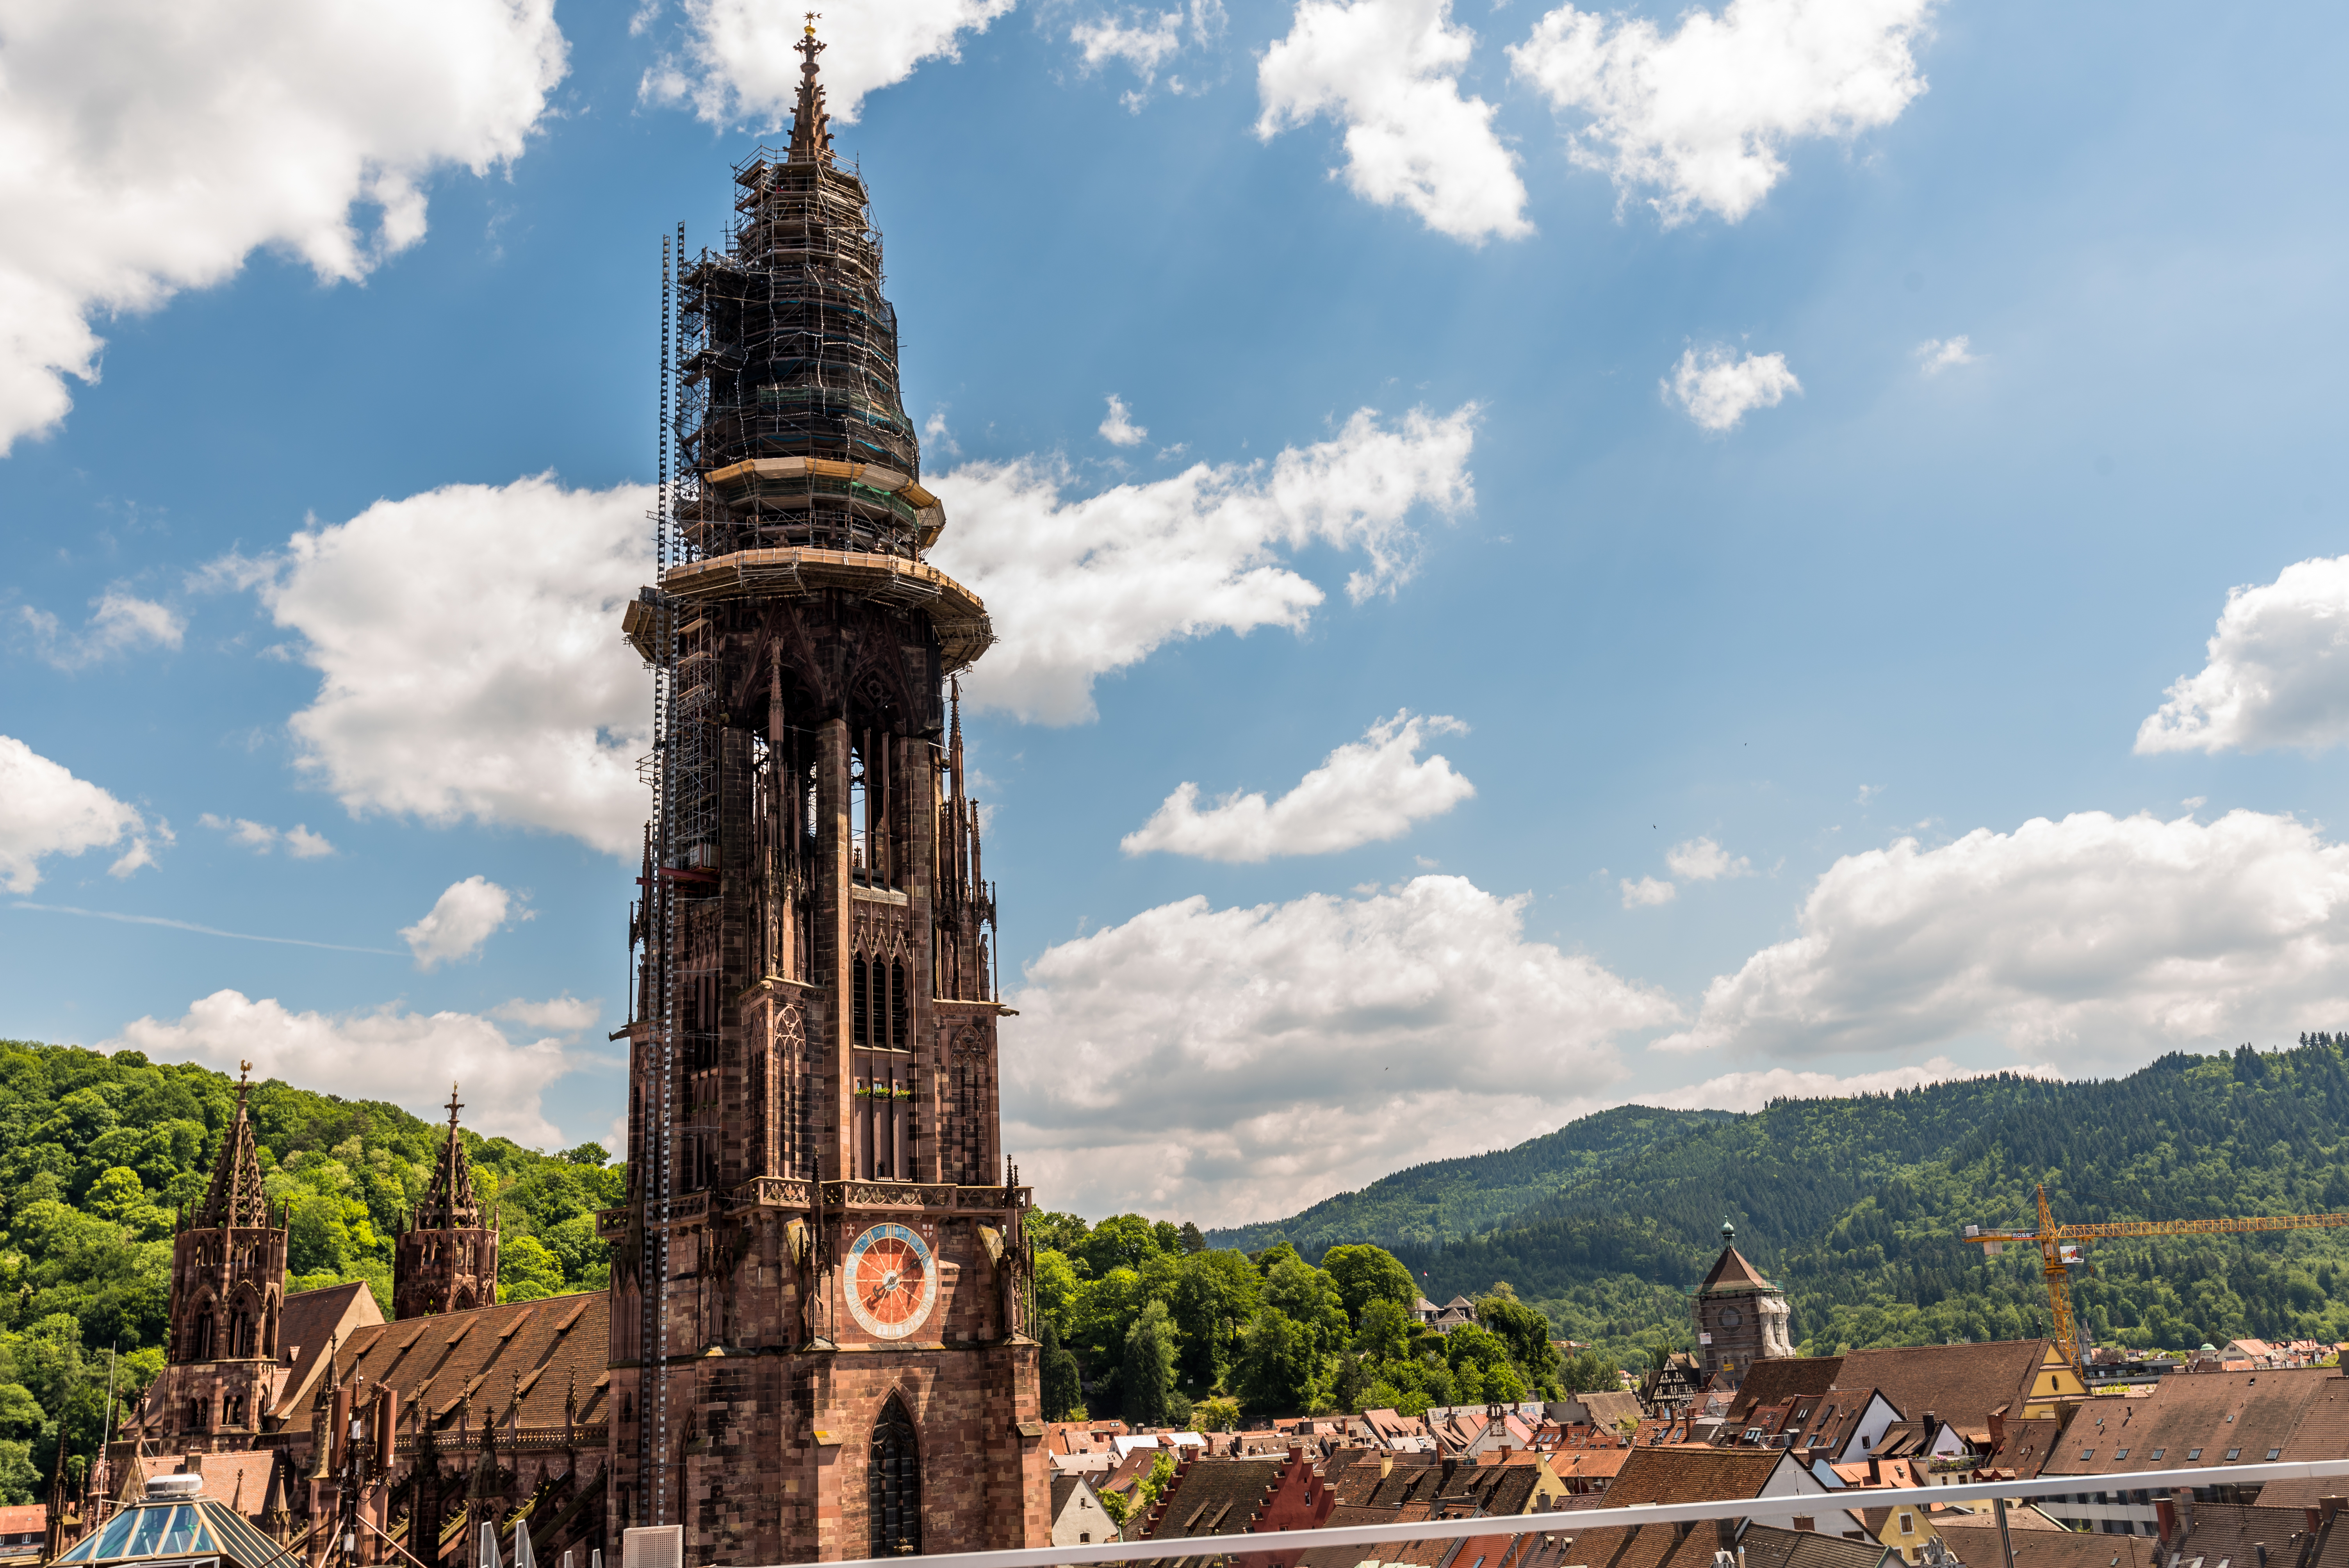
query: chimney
2323 1498 2349 1525
1868 1458 1882 1486
1794 1518 1817 1534
2158 1500 2179 1544
1715 1518 1738 1552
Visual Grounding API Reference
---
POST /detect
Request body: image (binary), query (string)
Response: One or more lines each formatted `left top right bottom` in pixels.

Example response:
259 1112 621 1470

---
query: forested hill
0 1041 621 1504
1210 1040 2349 1365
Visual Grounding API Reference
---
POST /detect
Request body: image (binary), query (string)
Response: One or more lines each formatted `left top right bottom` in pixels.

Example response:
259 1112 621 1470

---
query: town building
2035 1365 2339 1534
1138 1449 1335 1568
1715 1340 2090 1471
1047 1473 1119 1545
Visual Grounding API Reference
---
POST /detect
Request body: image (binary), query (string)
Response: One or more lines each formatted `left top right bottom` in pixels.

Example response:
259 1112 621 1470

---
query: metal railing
789 1458 2349 1568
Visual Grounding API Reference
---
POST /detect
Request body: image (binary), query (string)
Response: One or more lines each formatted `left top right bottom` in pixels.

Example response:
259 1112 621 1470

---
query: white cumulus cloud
1001 874 1681 1223
401 875 527 970
931 405 1477 723
0 736 160 891
644 0 1014 128
489 994 603 1033
1620 875 1676 908
1123 711 1473 862
2137 556 2349 756
1917 335 1975 375
1658 808 2349 1064
110 990 571 1145
0 0 566 451
223 474 654 857
18 591 185 669
1664 344 1800 431
1100 394 1150 447
1666 834 1752 880
199 814 333 858
1510 0 1932 227
1257 0 1531 244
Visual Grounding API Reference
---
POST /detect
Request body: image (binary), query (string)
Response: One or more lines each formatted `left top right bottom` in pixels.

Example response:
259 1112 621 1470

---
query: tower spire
416 1083 483 1230
788 14 834 167
194 1060 269 1230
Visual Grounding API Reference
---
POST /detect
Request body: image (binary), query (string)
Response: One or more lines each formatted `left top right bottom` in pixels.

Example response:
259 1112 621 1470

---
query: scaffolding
672 139 931 560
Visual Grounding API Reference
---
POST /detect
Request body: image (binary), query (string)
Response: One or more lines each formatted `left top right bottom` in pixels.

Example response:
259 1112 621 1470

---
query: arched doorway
867 1393 920 1557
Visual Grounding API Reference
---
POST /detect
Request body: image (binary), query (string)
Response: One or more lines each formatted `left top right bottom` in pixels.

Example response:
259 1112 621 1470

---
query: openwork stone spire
194 1062 270 1230
787 14 834 167
415 1084 485 1230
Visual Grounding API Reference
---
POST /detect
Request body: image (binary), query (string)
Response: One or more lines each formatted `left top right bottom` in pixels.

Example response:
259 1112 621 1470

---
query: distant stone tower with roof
1693 1222 1795 1386
392 1084 501 1318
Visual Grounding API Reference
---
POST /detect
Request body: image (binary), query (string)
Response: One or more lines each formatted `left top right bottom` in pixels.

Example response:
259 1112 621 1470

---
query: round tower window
1720 1308 1743 1328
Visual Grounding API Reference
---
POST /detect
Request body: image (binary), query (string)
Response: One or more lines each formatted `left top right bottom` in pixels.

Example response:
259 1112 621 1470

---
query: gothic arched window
868 1394 921 1557
853 957 870 1046
889 960 908 1049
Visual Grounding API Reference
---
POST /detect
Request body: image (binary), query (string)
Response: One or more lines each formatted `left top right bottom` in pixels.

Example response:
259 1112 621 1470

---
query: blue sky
6 0 2349 1225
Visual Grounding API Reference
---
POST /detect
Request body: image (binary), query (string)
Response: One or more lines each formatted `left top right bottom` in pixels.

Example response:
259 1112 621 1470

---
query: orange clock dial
844 1223 938 1340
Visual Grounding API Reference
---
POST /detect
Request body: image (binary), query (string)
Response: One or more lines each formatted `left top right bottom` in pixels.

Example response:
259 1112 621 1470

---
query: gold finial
238 1059 252 1081
804 10 820 36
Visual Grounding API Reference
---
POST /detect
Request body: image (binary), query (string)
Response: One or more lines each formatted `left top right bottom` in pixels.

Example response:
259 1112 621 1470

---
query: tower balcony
596 1178 1032 1240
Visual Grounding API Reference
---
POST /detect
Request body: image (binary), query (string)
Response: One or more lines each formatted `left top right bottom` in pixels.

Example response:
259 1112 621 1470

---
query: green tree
1080 1215 1166 1277
1262 1256 1349 1358
1324 1245 1417 1324
1121 1301 1179 1427
1169 1249 1260 1388
499 1236 565 1302
1560 1349 1620 1394
1235 1307 1326 1414
1331 1351 1369 1413
1135 1449 1176 1513
1178 1223 1208 1254
1028 1211 1091 1256
1034 1249 1085 1335
0 1441 32 1507
1192 1394 1240 1431
1039 1321 1084 1422
1476 1294 1563 1387
0 1385 39 1441
1354 1298 1413 1362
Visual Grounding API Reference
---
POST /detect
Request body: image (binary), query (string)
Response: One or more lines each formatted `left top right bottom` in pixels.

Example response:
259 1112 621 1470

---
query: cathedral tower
393 1085 501 1318
602 21 1044 1560
156 1065 288 1445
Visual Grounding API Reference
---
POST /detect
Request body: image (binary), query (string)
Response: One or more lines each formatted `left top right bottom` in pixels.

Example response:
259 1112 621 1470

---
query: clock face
1720 1308 1743 1328
844 1223 938 1340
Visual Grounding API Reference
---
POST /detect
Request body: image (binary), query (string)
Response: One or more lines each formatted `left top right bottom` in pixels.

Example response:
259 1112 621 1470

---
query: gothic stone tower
152 1065 289 1447
1692 1222 1795 1387
392 1085 501 1318
601 23 1046 1561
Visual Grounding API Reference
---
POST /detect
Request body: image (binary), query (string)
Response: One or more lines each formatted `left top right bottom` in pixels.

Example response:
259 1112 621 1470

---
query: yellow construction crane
1962 1184 2349 1370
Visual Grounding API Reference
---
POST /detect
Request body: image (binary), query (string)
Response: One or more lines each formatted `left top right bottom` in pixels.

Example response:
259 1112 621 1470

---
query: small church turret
167 1062 287 1372
393 1085 500 1318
